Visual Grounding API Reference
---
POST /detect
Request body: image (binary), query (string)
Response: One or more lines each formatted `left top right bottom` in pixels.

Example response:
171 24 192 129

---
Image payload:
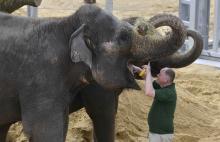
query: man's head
157 67 175 86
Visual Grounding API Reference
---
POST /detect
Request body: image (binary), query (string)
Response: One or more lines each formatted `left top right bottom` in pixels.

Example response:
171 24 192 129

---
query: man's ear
69 24 92 68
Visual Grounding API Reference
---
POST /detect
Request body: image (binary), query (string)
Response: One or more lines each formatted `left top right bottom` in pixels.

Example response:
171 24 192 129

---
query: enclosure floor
195 58 220 68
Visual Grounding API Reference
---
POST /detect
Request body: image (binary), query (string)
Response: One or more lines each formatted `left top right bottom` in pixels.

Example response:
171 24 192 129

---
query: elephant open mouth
126 63 141 90
124 15 203 78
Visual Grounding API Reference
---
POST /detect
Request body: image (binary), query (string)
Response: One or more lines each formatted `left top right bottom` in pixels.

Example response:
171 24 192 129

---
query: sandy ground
6 64 220 142
6 0 220 142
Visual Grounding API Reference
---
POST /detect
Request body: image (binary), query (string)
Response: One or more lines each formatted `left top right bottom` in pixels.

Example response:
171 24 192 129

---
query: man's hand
142 65 148 69
142 62 151 73
132 65 142 73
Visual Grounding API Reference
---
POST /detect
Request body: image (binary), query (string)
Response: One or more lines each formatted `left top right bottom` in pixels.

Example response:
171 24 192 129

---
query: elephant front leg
19 89 69 142
91 111 116 142
80 84 119 142
27 108 69 142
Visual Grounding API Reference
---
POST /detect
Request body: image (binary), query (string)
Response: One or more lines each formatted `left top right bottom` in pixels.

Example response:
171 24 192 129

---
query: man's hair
165 68 175 83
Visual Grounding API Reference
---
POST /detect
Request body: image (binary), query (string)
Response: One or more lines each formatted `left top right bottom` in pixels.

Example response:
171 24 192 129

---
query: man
133 63 176 142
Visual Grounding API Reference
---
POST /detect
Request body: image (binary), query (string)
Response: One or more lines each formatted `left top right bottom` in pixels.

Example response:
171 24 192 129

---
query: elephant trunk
155 29 203 68
130 14 187 61
0 0 42 13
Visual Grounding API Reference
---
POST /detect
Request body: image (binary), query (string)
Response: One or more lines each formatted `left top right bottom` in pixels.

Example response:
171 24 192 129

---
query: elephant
67 16 203 142
0 4 187 142
123 15 203 76
0 0 42 13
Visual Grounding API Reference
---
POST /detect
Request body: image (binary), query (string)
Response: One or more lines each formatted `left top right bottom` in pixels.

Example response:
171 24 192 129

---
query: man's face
157 68 170 85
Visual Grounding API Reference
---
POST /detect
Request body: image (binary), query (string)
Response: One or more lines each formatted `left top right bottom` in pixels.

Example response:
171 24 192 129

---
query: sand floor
6 0 220 142
6 64 220 142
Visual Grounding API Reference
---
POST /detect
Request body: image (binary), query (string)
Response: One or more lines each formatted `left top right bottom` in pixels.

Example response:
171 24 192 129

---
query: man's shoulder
165 83 176 95
154 83 177 102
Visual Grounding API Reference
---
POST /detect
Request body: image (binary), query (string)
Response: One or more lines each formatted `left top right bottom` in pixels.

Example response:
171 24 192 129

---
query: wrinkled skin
69 82 121 142
68 16 203 142
0 4 187 142
124 16 203 76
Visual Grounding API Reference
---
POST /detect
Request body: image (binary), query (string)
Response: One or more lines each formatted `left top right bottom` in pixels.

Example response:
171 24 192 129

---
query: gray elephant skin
70 18 203 142
0 4 194 142
68 15 203 142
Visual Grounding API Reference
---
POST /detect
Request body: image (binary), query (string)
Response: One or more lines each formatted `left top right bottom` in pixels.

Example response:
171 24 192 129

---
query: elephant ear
69 24 92 68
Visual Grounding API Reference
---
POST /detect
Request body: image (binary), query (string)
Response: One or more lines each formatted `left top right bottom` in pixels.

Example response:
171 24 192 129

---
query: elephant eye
118 31 130 43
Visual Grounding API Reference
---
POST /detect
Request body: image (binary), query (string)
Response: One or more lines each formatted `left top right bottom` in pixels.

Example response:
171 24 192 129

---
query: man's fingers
142 65 147 69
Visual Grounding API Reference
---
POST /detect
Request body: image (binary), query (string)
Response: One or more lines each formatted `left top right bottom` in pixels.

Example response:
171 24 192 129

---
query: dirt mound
6 64 220 142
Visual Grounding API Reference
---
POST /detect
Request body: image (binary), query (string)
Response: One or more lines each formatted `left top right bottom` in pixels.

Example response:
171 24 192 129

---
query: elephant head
68 5 187 90
124 15 203 77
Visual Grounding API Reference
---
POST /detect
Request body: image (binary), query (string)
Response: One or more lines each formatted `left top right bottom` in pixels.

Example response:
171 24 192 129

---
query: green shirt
147 80 177 134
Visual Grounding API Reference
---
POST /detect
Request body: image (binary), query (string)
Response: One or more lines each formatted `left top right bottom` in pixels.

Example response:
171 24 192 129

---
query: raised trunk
0 0 42 13
131 14 187 61
154 29 203 68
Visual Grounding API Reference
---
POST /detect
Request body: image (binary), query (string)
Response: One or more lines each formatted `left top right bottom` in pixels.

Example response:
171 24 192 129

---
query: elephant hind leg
0 124 11 142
